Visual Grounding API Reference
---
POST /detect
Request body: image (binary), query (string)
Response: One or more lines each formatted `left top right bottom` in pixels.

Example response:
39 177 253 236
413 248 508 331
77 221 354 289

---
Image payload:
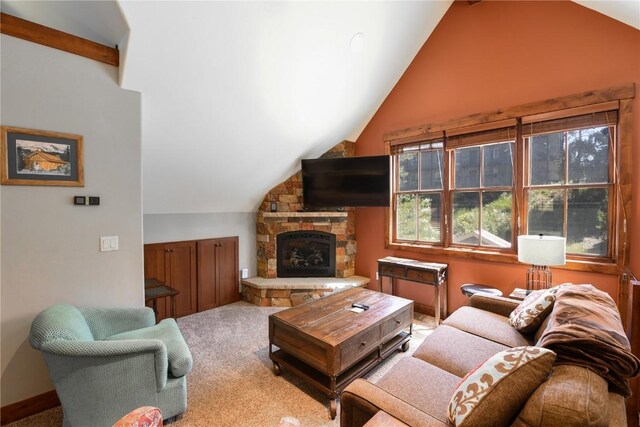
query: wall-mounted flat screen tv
301 155 390 208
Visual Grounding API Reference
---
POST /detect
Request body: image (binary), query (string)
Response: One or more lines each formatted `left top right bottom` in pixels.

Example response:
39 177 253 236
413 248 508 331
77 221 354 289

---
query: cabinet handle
360 341 367 347
396 320 401 325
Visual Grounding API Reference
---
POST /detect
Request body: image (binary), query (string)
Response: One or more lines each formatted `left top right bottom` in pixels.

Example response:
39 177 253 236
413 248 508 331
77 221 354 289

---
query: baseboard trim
0 390 59 425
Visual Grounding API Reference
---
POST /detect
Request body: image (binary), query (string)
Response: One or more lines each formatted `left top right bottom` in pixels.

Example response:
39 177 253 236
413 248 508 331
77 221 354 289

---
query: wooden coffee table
268 288 413 419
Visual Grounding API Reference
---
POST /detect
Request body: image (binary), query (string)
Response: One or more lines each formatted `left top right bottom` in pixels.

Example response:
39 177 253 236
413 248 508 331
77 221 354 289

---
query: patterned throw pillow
448 346 556 427
508 286 562 334
112 406 163 427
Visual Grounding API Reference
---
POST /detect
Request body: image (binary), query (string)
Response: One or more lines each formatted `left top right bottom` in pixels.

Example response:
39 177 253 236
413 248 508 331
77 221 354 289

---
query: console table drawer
381 306 412 341
341 326 380 371
379 264 405 278
406 268 437 284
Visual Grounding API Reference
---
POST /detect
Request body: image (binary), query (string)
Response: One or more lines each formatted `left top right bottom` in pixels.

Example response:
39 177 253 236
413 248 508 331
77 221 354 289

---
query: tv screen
301 155 390 208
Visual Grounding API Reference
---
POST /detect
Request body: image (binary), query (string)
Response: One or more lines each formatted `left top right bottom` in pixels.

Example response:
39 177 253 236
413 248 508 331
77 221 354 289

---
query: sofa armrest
41 339 168 390
468 294 520 317
341 379 447 427
80 307 156 339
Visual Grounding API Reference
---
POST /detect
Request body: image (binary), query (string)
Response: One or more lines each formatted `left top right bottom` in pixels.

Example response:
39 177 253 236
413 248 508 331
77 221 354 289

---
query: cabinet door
216 237 240 307
168 241 197 317
144 243 170 321
197 239 218 312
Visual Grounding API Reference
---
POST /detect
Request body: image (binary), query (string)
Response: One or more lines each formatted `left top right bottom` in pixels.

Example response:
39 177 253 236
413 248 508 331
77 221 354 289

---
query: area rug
7 301 435 427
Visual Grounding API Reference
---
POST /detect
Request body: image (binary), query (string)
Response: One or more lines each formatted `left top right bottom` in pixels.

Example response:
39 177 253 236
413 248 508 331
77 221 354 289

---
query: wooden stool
460 283 503 297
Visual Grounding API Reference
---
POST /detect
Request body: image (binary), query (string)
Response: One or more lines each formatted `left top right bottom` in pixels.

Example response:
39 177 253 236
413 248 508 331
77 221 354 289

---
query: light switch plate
100 236 119 252
241 268 249 279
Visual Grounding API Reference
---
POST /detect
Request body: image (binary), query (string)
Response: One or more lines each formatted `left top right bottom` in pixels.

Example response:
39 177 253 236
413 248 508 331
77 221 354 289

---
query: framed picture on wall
1 126 84 186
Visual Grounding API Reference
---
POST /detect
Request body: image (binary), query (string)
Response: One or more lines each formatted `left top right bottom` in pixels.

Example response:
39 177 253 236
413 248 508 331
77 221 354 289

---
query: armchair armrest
41 339 168 390
79 307 156 339
341 379 447 427
468 294 520 317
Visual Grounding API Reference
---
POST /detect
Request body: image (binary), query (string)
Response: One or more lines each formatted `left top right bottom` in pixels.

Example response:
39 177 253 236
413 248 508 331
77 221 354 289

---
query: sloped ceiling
574 0 640 30
1 1 638 214
117 1 452 213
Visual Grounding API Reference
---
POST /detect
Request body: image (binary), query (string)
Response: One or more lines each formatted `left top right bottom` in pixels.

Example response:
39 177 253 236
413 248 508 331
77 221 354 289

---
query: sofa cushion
448 346 556 427
513 365 609 427
509 286 561 334
413 325 509 377
443 306 531 347
376 357 461 424
107 318 193 377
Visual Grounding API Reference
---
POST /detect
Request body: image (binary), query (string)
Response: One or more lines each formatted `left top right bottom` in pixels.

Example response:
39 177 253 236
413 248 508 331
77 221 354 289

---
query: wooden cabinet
144 236 239 319
197 237 240 311
144 241 197 320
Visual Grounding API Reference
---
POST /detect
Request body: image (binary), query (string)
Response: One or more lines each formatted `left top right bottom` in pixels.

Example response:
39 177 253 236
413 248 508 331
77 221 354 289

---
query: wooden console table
377 256 448 324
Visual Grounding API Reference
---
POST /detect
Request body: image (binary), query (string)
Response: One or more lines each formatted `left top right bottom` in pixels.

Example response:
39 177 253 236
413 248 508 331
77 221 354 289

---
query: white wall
0 35 143 405
143 212 256 278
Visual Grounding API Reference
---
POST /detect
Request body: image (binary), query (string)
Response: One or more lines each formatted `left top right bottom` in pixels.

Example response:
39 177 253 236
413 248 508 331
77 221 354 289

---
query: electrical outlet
241 268 249 279
376 271 379 280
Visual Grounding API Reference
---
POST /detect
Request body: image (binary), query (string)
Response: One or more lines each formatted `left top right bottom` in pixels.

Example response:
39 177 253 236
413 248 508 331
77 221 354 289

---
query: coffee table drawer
341 326 380 371
381 306 412 342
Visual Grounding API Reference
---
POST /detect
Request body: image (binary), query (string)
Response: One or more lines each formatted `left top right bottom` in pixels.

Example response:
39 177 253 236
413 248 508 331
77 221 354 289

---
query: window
451 140 515 248
395 141 444 243
387 99 625 269
523 110 617 258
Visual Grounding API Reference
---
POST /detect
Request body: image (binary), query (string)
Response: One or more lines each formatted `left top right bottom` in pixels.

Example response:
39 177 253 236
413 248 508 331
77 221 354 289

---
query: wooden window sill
386 241 621 275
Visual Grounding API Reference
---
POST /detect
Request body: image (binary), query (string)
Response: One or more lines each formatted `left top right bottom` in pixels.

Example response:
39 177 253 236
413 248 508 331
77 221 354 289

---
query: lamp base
526 265 552 293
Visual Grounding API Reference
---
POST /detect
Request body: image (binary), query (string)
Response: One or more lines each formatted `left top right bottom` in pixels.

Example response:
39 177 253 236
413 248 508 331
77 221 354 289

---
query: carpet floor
8 301 435 427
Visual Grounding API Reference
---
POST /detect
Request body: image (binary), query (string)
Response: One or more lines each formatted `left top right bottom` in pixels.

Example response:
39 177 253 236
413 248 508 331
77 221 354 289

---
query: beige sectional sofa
340 293 629 427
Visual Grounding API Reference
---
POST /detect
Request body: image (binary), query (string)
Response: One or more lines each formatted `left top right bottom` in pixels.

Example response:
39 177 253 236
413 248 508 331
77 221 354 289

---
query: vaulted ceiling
2 1 639 214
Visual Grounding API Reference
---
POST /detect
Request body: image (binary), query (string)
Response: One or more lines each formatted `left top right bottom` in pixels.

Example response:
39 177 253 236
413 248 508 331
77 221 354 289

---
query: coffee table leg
329 376 337 419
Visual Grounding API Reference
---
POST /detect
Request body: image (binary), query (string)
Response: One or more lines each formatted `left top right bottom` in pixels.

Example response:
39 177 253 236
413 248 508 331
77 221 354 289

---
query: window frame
384 85 635 275
449 141 516 251
522 124 617 264
393 140 446 246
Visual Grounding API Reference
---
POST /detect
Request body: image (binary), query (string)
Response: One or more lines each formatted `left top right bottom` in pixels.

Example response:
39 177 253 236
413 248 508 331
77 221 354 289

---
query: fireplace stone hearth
241 275 369 307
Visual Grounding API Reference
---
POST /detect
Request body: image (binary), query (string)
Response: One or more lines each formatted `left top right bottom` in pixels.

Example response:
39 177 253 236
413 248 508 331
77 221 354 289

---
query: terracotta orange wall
355 0 640 314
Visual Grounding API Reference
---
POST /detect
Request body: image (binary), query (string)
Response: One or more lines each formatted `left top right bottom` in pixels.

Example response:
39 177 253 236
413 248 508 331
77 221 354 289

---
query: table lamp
518 234 566 292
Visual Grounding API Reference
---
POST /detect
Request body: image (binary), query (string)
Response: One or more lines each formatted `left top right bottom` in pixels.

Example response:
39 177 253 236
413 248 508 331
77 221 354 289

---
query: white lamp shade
518 235 566 266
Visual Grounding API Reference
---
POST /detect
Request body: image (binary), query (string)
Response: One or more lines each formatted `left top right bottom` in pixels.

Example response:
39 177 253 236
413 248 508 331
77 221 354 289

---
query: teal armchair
29 304 193 427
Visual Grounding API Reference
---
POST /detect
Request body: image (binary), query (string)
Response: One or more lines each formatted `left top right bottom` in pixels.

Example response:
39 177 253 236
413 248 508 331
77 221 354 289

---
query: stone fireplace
257 211 355 278
276 230 336 278
242 140 368 307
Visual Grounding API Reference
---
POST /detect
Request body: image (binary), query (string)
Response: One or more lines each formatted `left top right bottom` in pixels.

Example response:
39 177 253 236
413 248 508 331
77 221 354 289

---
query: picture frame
1 126 84 187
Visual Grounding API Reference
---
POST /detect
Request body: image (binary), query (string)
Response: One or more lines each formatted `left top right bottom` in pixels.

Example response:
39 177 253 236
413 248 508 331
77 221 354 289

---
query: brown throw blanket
538 284 640 397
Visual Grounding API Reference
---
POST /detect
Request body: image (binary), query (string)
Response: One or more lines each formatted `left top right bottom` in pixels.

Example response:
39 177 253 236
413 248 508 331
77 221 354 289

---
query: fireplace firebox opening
276 231 336 278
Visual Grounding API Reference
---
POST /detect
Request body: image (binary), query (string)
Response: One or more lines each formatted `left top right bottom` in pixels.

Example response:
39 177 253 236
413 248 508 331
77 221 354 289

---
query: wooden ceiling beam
0 13 119 67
